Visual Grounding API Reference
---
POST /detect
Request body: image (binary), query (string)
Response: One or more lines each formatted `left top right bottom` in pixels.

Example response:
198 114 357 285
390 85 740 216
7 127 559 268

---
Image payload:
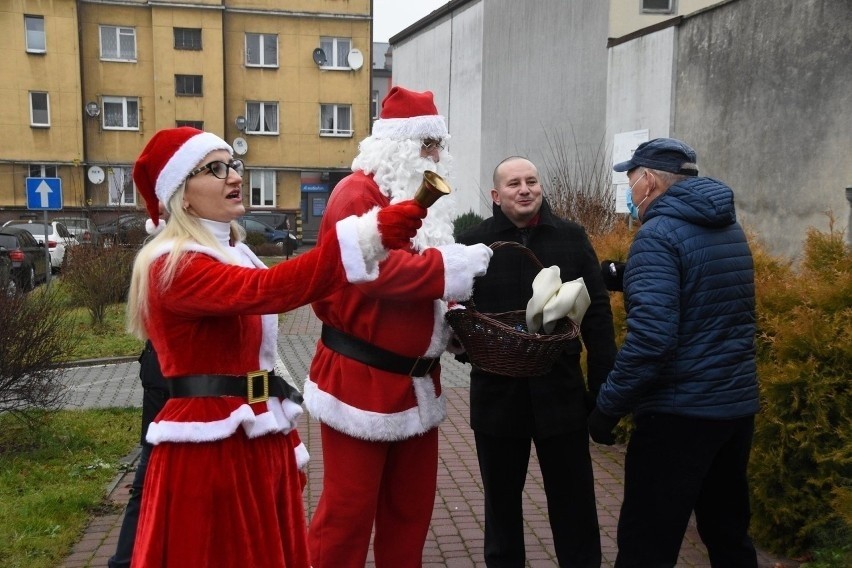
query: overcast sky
373 0 451 43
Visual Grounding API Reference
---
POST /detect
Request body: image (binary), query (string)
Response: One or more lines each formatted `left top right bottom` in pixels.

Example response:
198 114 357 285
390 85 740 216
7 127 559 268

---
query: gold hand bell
414 171 451 208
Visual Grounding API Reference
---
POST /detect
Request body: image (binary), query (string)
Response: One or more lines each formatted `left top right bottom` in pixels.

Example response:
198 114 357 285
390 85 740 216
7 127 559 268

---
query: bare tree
540 128 619 236
0 290 72 422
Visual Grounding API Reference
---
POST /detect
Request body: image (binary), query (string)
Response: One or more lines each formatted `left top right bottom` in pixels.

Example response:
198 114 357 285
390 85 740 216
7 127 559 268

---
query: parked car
97 214 148 247
55 216 102 247
241 211 291 231
0 245 13 294
0 226 49 291
3 220 79 272
236 216 297 255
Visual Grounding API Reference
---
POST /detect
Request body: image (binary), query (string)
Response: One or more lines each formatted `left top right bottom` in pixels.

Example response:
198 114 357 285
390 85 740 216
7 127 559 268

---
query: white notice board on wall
612 129 649 213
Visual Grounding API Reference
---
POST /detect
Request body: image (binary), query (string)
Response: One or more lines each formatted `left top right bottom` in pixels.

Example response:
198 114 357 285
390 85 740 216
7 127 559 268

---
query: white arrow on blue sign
26 177 63 210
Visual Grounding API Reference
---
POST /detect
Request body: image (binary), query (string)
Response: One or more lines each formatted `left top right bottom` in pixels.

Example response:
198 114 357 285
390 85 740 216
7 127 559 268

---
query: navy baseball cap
613 137 699 176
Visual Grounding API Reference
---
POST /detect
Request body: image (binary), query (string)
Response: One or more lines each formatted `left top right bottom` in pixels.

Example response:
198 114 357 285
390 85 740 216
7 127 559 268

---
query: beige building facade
1 0 372 241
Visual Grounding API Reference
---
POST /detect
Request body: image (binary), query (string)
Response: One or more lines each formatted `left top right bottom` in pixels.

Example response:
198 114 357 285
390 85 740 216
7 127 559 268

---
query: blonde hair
126 184 242 339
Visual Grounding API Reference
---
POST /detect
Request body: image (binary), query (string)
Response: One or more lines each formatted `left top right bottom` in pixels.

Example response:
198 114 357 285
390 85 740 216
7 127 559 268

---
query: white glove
462 243 493 277
542 277 591 333
526 266 562 333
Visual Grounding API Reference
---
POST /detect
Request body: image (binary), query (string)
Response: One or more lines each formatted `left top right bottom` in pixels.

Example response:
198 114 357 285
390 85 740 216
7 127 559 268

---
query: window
108 167 135 206
175 75 203 96
29 164 57 178
174 28 202 50
102 96 139 130
641 0 675 14
245 33 278 67
319 37 351 68
250 170 276 207
25 15 46 53
100 25 136 61
176 120 204 129
245 102 278 134
371 90 379 121
320 104 352 137
29 92 50 127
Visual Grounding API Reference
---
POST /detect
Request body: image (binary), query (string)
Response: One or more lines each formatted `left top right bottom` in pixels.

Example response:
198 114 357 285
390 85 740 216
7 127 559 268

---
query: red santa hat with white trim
132 126 233 234
370 86 448 141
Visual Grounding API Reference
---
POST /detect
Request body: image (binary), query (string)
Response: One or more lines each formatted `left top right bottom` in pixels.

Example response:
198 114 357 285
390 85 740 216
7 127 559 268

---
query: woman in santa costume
125 126 426 567
304 87 493 567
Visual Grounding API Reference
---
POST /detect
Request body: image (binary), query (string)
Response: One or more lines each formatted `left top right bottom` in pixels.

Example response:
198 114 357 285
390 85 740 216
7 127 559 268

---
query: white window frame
102 96 139 130
319 37 351 69
641 0 675 14
29 92 50 127
100 25 137 62
108 167 136 206
249 170 276 207
245 33 278 67
319 104 353 137
371 90 379 121
25 15 46 53
245 102 279 135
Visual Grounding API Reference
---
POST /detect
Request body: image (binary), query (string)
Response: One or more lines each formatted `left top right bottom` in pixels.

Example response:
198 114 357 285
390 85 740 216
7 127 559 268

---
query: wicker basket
445 241 580 377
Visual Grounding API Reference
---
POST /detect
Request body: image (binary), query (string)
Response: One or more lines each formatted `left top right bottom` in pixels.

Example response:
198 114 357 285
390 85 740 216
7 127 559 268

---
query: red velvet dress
131 217 382 567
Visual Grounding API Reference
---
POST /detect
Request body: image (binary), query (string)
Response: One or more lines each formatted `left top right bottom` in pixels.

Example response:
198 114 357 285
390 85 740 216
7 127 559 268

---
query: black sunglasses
186 159 244 180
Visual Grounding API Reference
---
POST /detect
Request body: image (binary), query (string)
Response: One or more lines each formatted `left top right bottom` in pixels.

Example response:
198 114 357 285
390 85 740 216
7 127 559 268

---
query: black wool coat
456 199 617 437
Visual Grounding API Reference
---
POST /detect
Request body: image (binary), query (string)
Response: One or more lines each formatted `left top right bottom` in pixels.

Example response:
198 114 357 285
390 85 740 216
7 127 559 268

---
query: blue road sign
26 177 63 210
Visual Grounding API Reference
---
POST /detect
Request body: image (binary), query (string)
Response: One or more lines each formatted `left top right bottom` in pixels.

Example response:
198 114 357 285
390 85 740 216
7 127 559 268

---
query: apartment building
0 0 372 242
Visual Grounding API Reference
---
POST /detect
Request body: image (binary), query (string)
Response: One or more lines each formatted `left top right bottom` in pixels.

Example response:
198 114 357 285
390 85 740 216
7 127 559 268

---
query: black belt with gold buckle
168 371 303 405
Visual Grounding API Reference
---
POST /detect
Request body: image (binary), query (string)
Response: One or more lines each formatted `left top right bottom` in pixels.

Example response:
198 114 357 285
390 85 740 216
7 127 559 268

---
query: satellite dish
233 137 248 156
347 48 364 70
87 166 105 184
312 48 327 66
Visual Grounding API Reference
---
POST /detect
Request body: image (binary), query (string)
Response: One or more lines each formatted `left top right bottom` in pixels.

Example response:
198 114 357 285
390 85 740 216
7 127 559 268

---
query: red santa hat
370 86 448 141
132 127 232 233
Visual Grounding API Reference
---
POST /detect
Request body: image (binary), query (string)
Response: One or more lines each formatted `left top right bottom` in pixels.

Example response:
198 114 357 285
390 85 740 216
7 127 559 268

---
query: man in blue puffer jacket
589 138 759 567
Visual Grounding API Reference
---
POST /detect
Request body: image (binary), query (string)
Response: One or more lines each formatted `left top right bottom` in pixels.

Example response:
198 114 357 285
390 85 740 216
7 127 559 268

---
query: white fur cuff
336 210 386 283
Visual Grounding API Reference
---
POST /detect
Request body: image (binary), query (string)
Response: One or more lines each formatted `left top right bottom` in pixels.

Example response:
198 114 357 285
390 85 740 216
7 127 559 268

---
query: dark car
236 216 298 254
241 212 291 231
0 227 49 291
97 214 148 247
0 246 13 294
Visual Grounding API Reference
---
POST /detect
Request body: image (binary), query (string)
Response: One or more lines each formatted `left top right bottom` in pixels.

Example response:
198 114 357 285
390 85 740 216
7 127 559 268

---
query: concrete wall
606 26 675 144
392 0 609 218
479 0 608 213
392 1 484 215
672 0 852 259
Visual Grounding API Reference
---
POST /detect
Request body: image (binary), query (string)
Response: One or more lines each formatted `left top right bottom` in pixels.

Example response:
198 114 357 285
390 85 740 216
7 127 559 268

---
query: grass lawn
0 409 139 568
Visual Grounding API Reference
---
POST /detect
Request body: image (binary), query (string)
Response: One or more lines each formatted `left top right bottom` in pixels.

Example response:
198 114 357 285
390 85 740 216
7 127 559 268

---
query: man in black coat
456 156 617 567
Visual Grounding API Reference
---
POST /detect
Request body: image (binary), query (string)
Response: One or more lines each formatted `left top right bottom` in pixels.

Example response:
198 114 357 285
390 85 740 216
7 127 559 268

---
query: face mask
625 173 649 221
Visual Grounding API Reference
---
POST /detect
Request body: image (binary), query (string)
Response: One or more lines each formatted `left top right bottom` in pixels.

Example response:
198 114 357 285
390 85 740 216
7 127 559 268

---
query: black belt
321 325 439 377
168 371 303 405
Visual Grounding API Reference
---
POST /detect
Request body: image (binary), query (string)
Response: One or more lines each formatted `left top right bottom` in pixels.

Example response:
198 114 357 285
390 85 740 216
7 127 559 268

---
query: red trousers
308 424 439 568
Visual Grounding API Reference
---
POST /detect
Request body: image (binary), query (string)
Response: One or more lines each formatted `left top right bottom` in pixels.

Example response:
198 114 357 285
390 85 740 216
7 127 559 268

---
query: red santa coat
132 217 385 567
305 172 480 441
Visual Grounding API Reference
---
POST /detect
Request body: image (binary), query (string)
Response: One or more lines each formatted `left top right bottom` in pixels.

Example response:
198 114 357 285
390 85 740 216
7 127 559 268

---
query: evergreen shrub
453 211 485 239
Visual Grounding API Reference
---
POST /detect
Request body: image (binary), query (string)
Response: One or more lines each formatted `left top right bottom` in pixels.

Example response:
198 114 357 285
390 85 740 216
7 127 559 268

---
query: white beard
352 138 457 251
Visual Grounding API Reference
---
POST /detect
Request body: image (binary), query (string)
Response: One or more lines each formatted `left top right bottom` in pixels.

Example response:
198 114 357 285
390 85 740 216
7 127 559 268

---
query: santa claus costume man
125 126 426 567
304 87 493 567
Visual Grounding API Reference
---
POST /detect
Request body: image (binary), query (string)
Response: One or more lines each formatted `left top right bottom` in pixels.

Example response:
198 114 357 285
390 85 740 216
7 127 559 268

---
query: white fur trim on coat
438 243 480 302
303 377 446 442
338 209 386 283
146 397 304 445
